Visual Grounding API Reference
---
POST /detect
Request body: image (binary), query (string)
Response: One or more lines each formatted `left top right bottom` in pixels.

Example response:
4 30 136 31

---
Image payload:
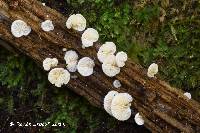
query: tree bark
0 0 200 132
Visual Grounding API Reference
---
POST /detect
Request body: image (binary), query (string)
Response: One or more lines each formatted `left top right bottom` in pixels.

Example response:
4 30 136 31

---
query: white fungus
43 58 58 71
81 28 99 48
11 20 31 38
116 51 128 67
67 61 78 72
41 20 54 32
113 80 121 88
64 50 79 72
64 50 78 64
111 93 133 121
66 14 86 31
77 57 95 76
104 91 119 115
134 113 144 125
147 63 158 78
184 92 191 99
97 42 116 63
48 68 70 87
102 55 120 77
62 48 67 52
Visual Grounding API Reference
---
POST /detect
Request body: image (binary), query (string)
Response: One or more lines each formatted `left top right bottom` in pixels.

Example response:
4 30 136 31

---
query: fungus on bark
64 50 79 72
77 57 95 76
81 28 99 48
66 14 86 31
111 93 133 121
11 20 31 38
116 51 127 67
113 80 121 88
43 58 58 71
41 20 54 32
134 113 144 125
102 55 120 77
104 91 119 115
48 68 70 87
147 63 158 78
97 42 116 63
184 92 191 99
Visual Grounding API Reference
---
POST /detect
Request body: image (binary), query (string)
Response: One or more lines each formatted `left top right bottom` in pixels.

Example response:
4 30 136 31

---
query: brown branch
0 0 200 132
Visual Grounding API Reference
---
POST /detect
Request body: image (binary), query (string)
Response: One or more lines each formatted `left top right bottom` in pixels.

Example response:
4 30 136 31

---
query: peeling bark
0 0 200 132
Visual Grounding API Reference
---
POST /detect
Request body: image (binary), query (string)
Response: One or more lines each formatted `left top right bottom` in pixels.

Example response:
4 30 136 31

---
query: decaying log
0 0 200 132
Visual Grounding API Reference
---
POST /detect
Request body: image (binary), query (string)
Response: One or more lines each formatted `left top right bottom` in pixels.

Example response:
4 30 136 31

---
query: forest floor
0 0 199 132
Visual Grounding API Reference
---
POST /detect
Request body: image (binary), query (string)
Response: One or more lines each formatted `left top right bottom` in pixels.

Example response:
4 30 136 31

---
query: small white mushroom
97 42 116 63
43 58 58 71
134 113 144 125
184 92 191 99
48 68 70 87
64 50 78 64
104 91 119 115
64 50 79 72
77 57 95 76
67 61 78 72
11 20 31 38
116 51 128 67
62 48 67 52
81 28 99 48
41 20 54 32
102 55 120 77
113 80 121 88
42 3 46 6
66 14 86 31
147 63 158 77
111 93 133 121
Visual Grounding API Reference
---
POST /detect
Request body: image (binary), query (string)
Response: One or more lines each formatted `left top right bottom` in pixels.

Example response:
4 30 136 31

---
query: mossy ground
0 0 199 132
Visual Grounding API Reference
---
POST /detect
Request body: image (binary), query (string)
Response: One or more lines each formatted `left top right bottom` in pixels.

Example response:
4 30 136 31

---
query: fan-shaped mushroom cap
147 63 158 77
111 93 133 121
134 113 144 125
43 58 58 71
104 91 119 115
11 20 31 38
66 14 86 31
102 55 120 77
77 57 95 76
184 92 191 99
67 61 78 72
41 20 54 32
48 68 70 87
116 51 128 67
64 50 78 64
64 50 79 72
81 28 99 48
97 42 116 63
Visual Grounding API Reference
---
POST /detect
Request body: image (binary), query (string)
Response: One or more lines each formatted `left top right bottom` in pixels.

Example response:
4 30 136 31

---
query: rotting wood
0 0 200 132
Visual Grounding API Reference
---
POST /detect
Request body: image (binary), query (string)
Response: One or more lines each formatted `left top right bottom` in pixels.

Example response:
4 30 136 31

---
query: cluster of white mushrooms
10 11 192 125
104 91 132 121
103 90 144 125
